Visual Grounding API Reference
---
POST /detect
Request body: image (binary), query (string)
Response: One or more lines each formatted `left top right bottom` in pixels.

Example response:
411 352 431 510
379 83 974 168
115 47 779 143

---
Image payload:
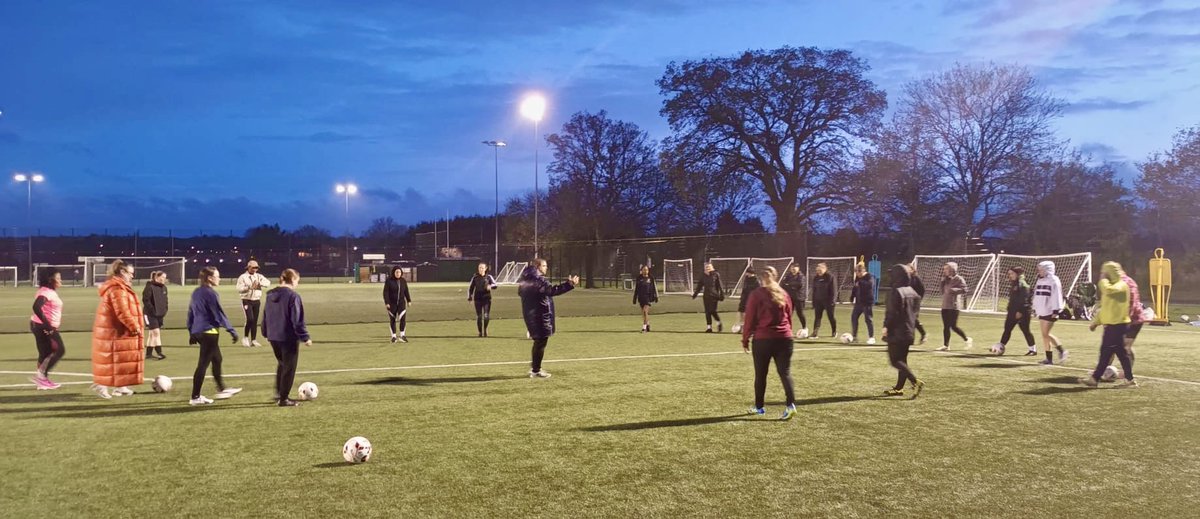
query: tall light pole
520 93 546 257
13 172 44 283
335 183 358 277
482 140 506 271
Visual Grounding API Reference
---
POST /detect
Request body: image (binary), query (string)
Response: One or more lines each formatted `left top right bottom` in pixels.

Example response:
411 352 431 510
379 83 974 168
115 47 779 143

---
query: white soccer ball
343 436 372 464
152 375 173 393
1181 314 1191 323
1101 365 1122 382
731 324 743 333
795 328 810 339
298 382 319 400
990 343 1005 355
839 333 854 344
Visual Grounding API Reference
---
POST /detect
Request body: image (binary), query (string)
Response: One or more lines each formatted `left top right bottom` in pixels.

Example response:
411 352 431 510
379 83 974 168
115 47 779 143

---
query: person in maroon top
740 266 797 421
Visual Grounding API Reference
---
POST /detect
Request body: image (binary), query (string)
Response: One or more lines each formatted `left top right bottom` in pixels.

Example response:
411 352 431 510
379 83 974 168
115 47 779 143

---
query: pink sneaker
31 375 60 390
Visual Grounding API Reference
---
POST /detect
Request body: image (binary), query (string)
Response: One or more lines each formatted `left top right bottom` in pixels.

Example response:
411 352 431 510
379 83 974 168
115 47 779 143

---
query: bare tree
1136 125 1200 251
658 136 761 234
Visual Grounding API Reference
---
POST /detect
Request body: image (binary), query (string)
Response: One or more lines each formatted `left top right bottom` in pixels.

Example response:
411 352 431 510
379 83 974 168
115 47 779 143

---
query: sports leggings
812 302 836 335
1000 312 1036 347
242 300 261 341
790 298 807 329
530 337 549 373
887 340 917 390
389 306 407 335
270 340 300 399
703 297 721 326
31 322 65 374
474 299 492 335
191 333 227 399
941 309 968 346
851 305 874 338
752 337 795 408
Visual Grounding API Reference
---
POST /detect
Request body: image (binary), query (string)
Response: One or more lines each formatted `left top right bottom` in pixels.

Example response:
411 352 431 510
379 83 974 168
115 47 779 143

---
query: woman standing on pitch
236 260 270 348
994 266 1037 356
936 262 972 351
468 263 498 337
692 262 725 332
1080 262 1136 388
519 259 579 378
142 270 169 360
741 266 797 421
882 264 924 398
810 263 837 339
262 269 312 406
850 262 876 344
29 267 65 390
632 265 658 333
384 266 412 343
1032 261 1068 365
780 264 808 337
186 267 242 405
90 260 145 399
906 264 927 344
733 270 760 334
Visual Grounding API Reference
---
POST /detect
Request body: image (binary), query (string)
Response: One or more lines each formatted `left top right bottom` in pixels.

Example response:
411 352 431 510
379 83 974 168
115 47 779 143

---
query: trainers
390 334 398 343
919 337 927 345
1079 376 1098 387
645 324 651 332
882 388 904 397
866 338 876 345
398 335 408 343
241 337 251 348
747 407 766 416
705 327 713 333
1119 379 1139 389
1039 359 1055 365
112 386 134 396
528 370 552 379
911 380 925 399
1024 348 1038 356
964 337 974 349
717 322 723 333
278 398 300 407
1058 350 1070 364
780 404 797 421
935 345 949 352
214 387 243 399
251 340 262 347
810 334 820 340
91 384 112 399
189 396 213 405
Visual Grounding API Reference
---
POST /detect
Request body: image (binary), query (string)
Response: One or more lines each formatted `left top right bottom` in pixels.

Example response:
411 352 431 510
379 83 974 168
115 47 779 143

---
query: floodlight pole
482 140 506 271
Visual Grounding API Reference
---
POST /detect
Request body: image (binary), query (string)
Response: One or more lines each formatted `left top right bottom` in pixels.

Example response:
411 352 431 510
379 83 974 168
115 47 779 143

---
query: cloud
1079 141 1126 162
1063 97 1153 113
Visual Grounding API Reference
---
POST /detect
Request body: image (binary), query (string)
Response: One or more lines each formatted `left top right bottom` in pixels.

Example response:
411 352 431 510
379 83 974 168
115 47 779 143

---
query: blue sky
2 0 1198 235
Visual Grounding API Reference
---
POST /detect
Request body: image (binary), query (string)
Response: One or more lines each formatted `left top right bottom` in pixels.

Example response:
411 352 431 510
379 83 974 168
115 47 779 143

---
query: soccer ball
343 436 372 464
795 328 810 339
990 343 1005 355
298 382 319 400
1181 314 1191 323
152 375 173 393
1101 365 1122 382
731 324 743 333
839 333 853 344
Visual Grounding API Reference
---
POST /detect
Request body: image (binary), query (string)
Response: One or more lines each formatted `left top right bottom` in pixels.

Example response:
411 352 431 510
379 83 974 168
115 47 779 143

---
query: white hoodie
236 272 271 301
1031 261 1063 317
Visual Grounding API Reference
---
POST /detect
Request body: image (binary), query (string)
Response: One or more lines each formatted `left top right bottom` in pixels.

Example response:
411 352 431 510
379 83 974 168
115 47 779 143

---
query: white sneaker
112 386 134 396
241 337 251 347
251 340 262 347
935 345 950 352
866 338 876 345
215 387 243 399
528 370 552 379
964 337 974 349
189 396 213 405
91 384 112 400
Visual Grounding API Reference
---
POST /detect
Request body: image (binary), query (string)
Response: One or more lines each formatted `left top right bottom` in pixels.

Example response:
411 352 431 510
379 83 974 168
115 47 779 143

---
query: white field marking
0 346 877 388
0 370 92 377
933 350 1200 387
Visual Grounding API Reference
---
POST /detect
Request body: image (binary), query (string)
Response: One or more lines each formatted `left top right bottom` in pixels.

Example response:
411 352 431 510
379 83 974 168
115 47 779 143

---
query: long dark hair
37 266 60 289
1009 266 1025 286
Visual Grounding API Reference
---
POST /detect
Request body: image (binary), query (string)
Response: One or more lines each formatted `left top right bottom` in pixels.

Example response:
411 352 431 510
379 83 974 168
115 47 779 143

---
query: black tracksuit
884 265 921 390
142 281 168 329
780 270 807 329
911 273 927 341
383 272 411 335
693 271 725 326
850 273 876 339
633 274 658 307
811 272 837 336
1001 277 1036 347
468 273 497 336
262 286 310 401
737 275 760 313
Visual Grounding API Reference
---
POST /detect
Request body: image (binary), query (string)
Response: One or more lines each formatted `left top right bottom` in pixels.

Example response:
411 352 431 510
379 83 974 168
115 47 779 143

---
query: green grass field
1 283 1198 517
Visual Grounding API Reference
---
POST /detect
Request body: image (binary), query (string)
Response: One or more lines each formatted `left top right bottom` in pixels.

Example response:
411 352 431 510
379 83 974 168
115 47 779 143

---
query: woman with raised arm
518 258 579 378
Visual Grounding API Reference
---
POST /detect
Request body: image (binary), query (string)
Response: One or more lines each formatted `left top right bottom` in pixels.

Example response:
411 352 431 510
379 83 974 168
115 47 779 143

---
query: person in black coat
906 263 927 344
995 266 1037 356
383 266 411 343
261 269 312 407
734 270 760 333
632 265 659 333
883 264 924 398
519 259 578 378
468 262 498 337
810 263 837 339
849 262 876 344
142 271 169 360
780 264 808 336
692 262 725 332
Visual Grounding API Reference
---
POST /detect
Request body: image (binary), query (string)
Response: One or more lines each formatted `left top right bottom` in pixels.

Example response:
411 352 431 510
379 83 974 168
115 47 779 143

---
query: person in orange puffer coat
90 260 145 399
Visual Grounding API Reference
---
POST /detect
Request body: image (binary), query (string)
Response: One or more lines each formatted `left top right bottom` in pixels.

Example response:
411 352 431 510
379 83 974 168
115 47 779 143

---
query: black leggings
242 300 261 340
1000 312 1036 347
191 333 226 399
474 299 492 335
703 297 721 326
915 318 926 341
887 340 917 390
1093 324 1133 382
941 309 968 345
531 337 549 373
851 305 874 338
31 322 65 374
812 302 836 335
752 337 796 408
270 340 300 399
791 299 807 329
389 306 407 335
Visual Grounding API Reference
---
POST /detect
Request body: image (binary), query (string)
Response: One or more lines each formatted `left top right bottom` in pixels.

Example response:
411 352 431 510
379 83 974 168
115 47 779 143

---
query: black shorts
1038 314 1058 322
637 297 654 308
1125 323 1143 340
146 315 164 330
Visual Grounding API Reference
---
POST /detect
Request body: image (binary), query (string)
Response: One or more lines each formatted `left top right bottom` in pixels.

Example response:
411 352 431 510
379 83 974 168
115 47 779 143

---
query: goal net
662 259 694 295
0 266 16 288
992 253 1092 313
709 257 751 297
33 264 87 287
80 256 188 287
807 256 856 303
911 254 998 312
495 261 528 285
730 257 795 298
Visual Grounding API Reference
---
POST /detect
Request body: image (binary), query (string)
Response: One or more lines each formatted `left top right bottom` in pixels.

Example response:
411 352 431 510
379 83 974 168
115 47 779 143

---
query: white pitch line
933 350 1200 387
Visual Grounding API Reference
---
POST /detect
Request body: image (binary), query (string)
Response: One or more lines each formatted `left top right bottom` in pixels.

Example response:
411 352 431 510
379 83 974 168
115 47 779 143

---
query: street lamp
482 140 506 272
13 172 45 283
335 183 358 277
520 93 546 257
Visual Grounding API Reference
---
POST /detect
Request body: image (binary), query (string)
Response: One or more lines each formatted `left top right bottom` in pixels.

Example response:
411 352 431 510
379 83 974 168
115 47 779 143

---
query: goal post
730 257 795 298
494 261 528 285
33 264 87 287
0 266 16 288
993 253 1092 313
662 259 694 295
911 254 998 313
708 257 751 297
80 256 188 287
807 256 856 303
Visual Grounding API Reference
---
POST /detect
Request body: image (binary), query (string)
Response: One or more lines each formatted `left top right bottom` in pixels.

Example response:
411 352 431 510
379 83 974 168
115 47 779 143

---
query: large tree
1020 155 1134 259
897 63 1064 237
658 46 887 232
1136 125 1200 251
658 137 762 234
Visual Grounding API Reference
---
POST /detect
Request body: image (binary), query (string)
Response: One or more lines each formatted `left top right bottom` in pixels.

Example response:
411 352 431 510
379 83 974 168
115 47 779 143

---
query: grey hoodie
940 263 968 310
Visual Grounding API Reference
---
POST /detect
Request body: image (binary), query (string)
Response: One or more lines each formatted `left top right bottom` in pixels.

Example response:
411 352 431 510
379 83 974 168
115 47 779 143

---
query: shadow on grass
0 392 89 405
358 375 525 386
578 414 757 432
794 395 877 406
963 363 1028 369
30 401 275 419
1034 376 1085 384
312 462 357 469
1018 386 1093 396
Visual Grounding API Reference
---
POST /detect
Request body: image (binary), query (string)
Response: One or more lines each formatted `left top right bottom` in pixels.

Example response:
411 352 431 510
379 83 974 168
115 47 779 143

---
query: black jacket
737 275 760 312
811 272 836 304
1007 276 1032 315
518 265 575 339
261 286 310 342
383 275 411 310
633 274 658 305
142 281 168 318
468 274 497 301
910 273 926 298
693 271 724 301
780 271 805 302
884 265 921 344
850 273 876 307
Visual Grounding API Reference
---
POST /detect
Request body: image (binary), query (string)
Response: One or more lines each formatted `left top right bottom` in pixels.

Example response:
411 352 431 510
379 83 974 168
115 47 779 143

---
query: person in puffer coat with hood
518 258 578 379
1080 261 1136 388
1032 260 1068 365
90 260 145 399
262 269 312 406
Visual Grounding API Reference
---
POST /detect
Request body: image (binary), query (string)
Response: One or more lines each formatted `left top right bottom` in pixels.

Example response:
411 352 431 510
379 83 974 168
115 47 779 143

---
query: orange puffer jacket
92 277 145 387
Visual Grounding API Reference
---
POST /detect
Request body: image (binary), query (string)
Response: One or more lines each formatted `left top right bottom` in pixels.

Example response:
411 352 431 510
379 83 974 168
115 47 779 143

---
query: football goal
495 261 528 285
0 266 16 288
709 257 751 297
730 257 795 298
662 259 694 295
80 256 187 287
806 256 856 303
990 253 1093 312
33 264 87 287
911 254 998 312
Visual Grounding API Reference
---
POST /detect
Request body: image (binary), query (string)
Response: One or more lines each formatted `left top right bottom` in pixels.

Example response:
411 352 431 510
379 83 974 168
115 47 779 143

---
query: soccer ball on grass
1101 365 1122 382
839 333 853 344
343 436 372 464
731 324 743 333
152 375 173 393
298 381 319 400
795 328 810 339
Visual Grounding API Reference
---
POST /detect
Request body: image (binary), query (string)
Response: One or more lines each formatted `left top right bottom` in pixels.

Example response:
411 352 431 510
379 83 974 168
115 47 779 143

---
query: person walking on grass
692 262 725 332
733 269 760 334
1110 266 1145 373
383 266 412 343
90 260 145 399
518 258 579 378
236 260 270 347
993 266 1037 356
142 270 169 360
1080 262 1137 388
849 262 876 345
780 264 808 338
468 262 498 337
906 263 927 345
632 265 659 333
186 267 242 405
936 262 972 351
1032 260 1068 365
741 266 797 421
29 267 65 390
262 269 312 407
882 264 924 399
810 263 837 340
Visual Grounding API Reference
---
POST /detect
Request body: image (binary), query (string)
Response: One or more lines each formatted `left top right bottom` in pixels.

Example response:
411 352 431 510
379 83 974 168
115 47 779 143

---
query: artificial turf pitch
1 283 1198 517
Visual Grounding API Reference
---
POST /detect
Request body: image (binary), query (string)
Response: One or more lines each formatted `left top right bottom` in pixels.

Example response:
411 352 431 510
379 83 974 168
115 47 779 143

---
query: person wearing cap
236 260 271 347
